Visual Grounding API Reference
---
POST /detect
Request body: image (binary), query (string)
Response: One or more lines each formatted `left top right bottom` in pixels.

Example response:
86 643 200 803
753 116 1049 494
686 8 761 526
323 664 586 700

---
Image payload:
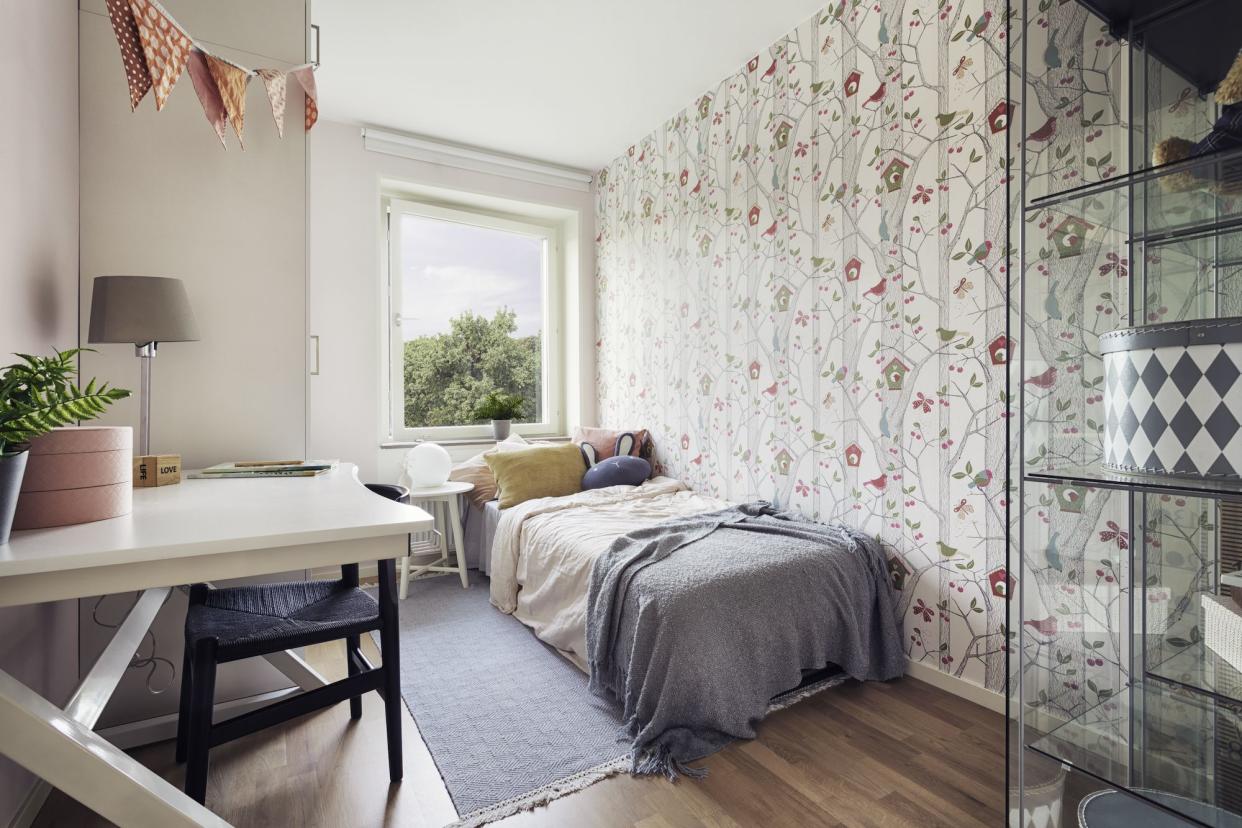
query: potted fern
472 391 526 441
0 349 129 543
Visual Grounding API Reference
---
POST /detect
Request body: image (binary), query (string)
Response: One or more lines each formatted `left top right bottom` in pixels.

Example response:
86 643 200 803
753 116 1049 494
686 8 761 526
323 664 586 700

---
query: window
385 198 562 441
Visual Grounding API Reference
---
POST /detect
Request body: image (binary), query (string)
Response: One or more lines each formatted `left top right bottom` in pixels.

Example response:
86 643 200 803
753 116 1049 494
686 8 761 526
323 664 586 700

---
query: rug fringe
449 755 630 828
767 672 850 713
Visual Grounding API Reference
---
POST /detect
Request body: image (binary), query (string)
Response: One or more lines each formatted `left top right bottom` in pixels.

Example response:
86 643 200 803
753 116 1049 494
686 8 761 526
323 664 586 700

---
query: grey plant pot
0 450 29 545
492 420 511 441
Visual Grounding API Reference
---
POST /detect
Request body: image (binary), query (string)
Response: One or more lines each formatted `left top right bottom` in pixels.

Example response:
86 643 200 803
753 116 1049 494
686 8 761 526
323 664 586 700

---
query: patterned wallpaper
595 0 1013 693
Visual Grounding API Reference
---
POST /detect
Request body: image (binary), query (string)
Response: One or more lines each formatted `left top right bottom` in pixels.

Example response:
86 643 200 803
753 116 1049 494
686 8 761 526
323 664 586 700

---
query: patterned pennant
186 49 227 147
105 0 151 110
290 65 318 131
128 0 192 112
205 54 251 147
256 69 287 138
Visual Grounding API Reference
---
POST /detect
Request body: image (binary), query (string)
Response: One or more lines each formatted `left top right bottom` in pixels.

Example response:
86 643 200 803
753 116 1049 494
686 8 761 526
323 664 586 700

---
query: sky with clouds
399 215 544 340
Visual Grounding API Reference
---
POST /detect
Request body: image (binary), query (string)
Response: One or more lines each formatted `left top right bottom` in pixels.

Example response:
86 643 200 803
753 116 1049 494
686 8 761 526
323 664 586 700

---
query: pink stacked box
13 426 133 530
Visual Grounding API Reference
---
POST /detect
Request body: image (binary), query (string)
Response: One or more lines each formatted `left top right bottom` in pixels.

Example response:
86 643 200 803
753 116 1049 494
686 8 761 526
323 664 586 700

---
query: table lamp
88 276 200 456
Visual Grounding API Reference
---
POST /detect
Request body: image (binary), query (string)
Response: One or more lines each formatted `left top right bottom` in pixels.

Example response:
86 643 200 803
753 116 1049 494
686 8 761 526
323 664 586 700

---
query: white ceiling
311 0 826 172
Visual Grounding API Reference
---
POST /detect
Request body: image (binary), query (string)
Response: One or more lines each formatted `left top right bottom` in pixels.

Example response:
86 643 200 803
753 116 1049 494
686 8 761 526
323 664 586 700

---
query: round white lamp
405 442 452 489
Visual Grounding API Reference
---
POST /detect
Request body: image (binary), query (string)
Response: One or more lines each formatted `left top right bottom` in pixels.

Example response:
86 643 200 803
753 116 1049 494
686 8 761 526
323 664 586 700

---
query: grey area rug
373 573 629 827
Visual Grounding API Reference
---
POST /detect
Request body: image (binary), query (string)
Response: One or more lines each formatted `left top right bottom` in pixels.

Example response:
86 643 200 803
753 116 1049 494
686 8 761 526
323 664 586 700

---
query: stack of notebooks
188 460 339 479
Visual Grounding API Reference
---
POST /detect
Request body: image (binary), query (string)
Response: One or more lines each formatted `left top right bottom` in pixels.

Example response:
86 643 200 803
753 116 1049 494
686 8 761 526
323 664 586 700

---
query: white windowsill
380 435 570 449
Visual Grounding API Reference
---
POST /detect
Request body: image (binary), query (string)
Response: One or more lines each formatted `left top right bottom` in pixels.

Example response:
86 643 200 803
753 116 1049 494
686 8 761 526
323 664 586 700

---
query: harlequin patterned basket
1101 318 1242 480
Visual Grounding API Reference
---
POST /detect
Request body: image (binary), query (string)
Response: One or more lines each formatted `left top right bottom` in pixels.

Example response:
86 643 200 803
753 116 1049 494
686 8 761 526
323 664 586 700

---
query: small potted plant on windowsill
472 391 526 441
0 349 129 544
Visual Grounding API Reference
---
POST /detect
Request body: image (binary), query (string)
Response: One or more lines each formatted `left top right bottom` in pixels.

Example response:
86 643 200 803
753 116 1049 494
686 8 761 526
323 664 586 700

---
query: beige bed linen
489 478 730 671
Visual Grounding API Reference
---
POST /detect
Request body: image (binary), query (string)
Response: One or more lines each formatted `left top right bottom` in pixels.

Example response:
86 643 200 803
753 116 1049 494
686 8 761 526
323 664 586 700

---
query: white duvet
489 477 730 671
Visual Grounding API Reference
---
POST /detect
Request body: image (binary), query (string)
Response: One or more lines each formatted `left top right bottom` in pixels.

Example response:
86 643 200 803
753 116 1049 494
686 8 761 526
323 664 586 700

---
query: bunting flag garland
256 69 287 138
102 0 318 149
128 0 192 112
290 65 319 132
205 54 251 146
186 50 228 146
104 0 151 111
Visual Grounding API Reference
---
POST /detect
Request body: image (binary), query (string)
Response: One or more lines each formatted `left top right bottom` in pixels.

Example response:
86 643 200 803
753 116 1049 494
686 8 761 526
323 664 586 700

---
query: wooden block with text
133 454 182 487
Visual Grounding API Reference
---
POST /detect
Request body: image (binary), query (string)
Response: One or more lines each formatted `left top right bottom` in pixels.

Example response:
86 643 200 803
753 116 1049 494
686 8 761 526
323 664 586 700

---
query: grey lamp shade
88 276 200 344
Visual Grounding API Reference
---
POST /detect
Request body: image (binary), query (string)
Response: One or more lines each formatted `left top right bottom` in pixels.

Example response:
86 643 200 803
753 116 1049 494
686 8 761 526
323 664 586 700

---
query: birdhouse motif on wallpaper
881 158 909 193
883 357 909 390
844 70 861 97
988 335 1014 366
774 285 793 311
748 205 761 226
698 231 713 258
987 101 1013 134
773 119 793 150
697 93 713 120
641 194 655 218
1054 484 1087 514
1052 216 1092 259
844 257 862 282
749 359 762 380
844 443 863 468
887 555 913 591
988 566 1015 600
773 448 794 476
699 373 713 395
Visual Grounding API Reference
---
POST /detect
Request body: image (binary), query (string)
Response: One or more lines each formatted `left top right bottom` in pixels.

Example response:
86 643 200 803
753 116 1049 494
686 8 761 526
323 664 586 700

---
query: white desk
0 464 432 827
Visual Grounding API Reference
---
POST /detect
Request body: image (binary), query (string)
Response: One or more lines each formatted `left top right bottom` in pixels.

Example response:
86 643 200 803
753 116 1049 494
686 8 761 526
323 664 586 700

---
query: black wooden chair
175 483 410 804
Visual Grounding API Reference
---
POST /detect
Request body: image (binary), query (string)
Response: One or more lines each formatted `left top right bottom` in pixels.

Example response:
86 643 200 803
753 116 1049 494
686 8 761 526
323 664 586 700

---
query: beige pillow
484 443 586 509
449 435 535 508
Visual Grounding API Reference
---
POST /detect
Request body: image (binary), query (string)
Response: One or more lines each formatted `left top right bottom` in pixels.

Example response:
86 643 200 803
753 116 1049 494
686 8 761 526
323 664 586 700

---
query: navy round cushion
582 455 650 489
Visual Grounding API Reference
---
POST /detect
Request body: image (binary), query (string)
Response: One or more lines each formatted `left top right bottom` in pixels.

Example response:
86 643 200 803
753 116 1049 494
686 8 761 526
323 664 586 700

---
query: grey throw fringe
630 744 711 781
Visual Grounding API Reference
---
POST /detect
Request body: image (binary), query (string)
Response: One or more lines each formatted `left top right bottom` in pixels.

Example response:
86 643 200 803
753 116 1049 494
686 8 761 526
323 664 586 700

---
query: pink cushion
572 426 649 461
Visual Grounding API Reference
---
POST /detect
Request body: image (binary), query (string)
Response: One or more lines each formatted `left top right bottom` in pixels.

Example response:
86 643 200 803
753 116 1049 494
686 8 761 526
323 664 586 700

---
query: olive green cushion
484 443 586 509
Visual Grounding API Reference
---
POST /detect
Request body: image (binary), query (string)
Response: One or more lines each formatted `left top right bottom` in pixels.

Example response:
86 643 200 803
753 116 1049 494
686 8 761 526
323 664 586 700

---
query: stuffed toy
1153 50 1242 194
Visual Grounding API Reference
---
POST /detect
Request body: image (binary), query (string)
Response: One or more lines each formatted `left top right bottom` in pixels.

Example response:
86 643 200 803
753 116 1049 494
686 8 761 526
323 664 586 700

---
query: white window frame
384 197 563 442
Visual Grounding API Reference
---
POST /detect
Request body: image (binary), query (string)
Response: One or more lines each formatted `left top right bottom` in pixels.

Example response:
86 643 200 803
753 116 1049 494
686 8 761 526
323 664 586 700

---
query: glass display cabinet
1017 0 1242 825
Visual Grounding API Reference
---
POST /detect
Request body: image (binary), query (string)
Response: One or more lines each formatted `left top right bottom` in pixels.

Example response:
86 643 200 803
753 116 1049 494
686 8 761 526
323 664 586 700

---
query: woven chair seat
185 580 381 663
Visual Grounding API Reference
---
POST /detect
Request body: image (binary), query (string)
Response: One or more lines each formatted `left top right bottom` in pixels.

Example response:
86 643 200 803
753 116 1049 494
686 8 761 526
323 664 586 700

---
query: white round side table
400 480 474 597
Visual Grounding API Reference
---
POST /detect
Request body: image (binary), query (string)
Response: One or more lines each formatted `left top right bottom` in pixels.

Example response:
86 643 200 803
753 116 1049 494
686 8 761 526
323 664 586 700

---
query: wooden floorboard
34 638 1005 828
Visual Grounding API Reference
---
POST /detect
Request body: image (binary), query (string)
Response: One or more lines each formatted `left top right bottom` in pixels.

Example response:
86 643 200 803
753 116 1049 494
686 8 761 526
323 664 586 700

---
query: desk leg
0 669 228 827
261 649 328 691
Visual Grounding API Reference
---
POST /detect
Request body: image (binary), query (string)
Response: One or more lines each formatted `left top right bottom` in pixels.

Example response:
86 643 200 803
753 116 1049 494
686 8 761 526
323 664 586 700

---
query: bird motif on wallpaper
1044 281 1062 320
863 278 887 299
1044 28 1061 69
761 59 777 81
864 473 887 491
878 407 892 438
1024 366 1058 389
863 83 887 109
1027 116 1057 144
1023 615 1059 639
966 11 991 41
1045 531 1062 572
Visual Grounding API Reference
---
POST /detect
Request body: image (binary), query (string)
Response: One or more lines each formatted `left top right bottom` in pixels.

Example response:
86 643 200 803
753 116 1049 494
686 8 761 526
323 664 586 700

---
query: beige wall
74 0 310 731
308 120 597 483
78 0 308 470
0 2 81 823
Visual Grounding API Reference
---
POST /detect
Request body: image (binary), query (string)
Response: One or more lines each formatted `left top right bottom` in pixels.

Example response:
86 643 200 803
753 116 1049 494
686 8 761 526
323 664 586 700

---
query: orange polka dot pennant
104 0 151 111
290 65 319 132
127 0 192 112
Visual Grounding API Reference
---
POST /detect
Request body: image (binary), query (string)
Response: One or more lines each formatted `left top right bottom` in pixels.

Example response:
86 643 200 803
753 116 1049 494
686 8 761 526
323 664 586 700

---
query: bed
483 477 907 776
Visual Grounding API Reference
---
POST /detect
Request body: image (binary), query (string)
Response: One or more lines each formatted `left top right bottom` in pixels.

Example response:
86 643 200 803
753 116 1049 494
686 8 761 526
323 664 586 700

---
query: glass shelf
1025 465 1242 501
1027 678 1242 826
1026 145 1242 217
1148 641 1242 709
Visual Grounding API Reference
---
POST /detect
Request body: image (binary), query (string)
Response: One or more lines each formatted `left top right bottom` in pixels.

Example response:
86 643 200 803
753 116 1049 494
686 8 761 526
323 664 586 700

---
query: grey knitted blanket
585 502 906 777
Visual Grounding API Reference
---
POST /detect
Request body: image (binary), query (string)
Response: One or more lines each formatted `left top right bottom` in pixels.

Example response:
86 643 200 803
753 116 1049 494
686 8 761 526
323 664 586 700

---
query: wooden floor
37 639 1005 828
